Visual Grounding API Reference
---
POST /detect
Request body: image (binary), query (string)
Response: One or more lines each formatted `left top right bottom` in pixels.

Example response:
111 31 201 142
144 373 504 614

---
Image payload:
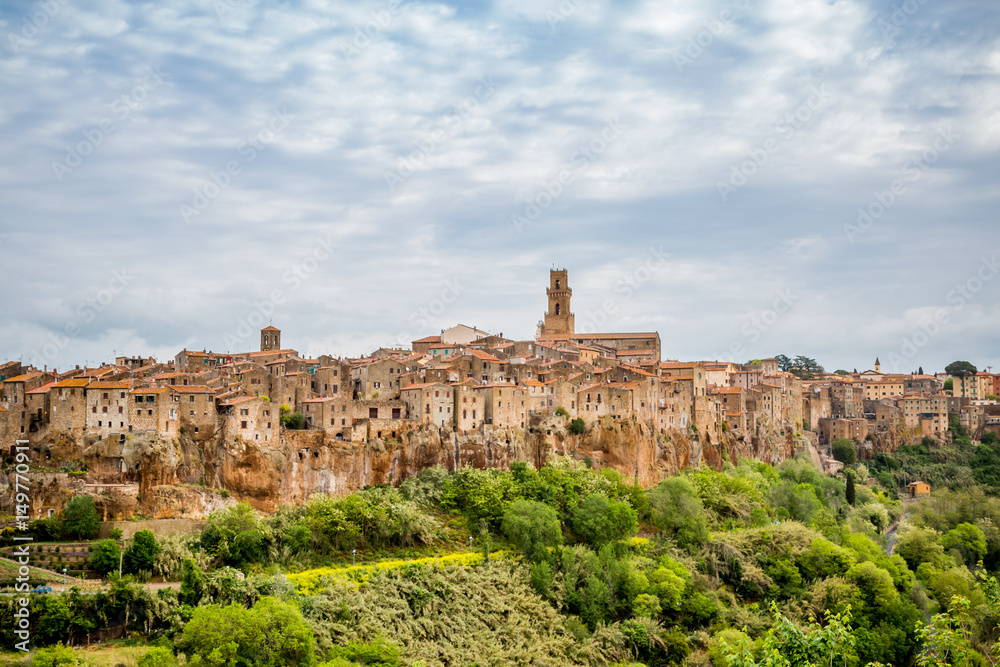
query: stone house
474 383 527 429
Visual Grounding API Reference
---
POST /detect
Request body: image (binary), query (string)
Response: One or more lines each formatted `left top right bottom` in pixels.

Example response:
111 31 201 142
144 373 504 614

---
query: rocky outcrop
14 416 800 519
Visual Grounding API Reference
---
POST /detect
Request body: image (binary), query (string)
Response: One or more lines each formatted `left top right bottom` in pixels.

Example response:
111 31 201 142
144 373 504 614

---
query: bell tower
261 326 281 352
541 269 574 335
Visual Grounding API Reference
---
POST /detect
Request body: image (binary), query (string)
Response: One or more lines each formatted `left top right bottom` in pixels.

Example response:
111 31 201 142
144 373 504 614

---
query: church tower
540 269 574 335
874 357 881 373
261 326 281 352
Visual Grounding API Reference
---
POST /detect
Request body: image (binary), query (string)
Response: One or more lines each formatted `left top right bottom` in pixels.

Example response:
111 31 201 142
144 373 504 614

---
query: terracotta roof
4 372 47 383
130 387 170 394
54 379 91 388
412 336 442 344
86 381 133 390
400 382 447 390
473 382 523 389
169 385 214 394
26 381 57 395
261 325 280 332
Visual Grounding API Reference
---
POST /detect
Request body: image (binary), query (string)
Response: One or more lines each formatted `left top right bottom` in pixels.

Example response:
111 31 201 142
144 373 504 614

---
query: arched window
555 279 561 289
555 303 561 315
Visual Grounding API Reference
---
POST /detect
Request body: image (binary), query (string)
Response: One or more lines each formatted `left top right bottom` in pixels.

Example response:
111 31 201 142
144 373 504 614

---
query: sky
1 0 998 376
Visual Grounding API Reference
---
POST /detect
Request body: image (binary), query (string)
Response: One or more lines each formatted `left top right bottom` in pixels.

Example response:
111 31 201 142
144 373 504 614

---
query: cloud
0 0 998 372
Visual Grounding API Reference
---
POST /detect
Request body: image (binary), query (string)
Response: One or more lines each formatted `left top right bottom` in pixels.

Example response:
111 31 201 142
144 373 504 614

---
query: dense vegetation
8 427 1000 665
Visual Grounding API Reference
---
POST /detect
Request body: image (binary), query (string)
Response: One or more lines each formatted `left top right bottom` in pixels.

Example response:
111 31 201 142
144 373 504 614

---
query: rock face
15 416 799 519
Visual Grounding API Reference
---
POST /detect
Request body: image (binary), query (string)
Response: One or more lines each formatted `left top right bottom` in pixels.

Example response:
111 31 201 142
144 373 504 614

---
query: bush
555 406 569 418
282 411 306 429
61 495 100 540
832 438 857 466
179 597 316 666
124 529 161 575
570 494 638 549
89 538 121 576
31 645 86 666
568 418 586 435
139 646 179 667
501 499 563 563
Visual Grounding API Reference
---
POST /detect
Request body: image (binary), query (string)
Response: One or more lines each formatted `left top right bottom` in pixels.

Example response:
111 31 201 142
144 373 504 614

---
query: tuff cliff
14 416 800 520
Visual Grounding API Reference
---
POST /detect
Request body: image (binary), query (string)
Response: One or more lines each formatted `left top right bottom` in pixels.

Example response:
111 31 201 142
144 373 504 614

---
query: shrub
832 438 857 466
568 418 586 435
61 496 100 540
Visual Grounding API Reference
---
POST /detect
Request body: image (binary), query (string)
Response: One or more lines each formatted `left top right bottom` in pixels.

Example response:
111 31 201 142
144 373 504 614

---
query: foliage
30 645 87 666
568 418 586 435
570 494 638 550
90 538 122 576
138 646 179 667
125 529 161 575
200 502 271 567
503 499 563 563
647 477 709 548
179 596 317 667
180 558 206 606
282 410 306 429
832 438 857 466
945 361 978 377
61 495 100 540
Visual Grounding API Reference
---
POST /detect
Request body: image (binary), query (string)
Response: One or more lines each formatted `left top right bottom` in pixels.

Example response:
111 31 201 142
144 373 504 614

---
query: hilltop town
2 270 997 520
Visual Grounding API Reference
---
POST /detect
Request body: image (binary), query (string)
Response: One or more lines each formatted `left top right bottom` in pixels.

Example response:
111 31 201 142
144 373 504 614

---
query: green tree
139 646 179 667
179 597 316 667
944 361 977 378
570 494 637 549
648 477 709 548
124 529 161 575
200 502 270 567
723 603 858 667
915 595 973 667
941 523 987 566
31 645 86 666
895 525 946 571
281 411 306 429
60 495 99 540
567 418 586 435
846 471 857 506
832 438 857 466
501 499 563 563
944 378 954 392
180 558 206 606
89 538 121 576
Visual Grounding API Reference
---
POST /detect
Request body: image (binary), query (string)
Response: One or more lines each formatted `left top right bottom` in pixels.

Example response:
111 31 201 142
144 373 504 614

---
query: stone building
260 326 281 352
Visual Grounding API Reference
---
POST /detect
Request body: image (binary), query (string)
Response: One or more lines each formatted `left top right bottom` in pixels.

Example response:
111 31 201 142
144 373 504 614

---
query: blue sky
1 0 998 375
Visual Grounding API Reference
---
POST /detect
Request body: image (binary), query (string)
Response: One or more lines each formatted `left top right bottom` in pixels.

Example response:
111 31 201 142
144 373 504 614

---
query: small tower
540 269 574 335
261 326 281 352
874 357 881 373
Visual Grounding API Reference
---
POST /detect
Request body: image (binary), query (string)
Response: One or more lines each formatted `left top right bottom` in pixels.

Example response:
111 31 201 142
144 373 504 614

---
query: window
98 420 102 426
92 406 97 413
137 409 141 415
103 392 108 399
241 420 248 428
120 392 125 399
189 395 195 402
392 408 401 419
190 410 195 416
472 410 476 418
369 407 378 418
241 408 249 416
118 406 123 413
